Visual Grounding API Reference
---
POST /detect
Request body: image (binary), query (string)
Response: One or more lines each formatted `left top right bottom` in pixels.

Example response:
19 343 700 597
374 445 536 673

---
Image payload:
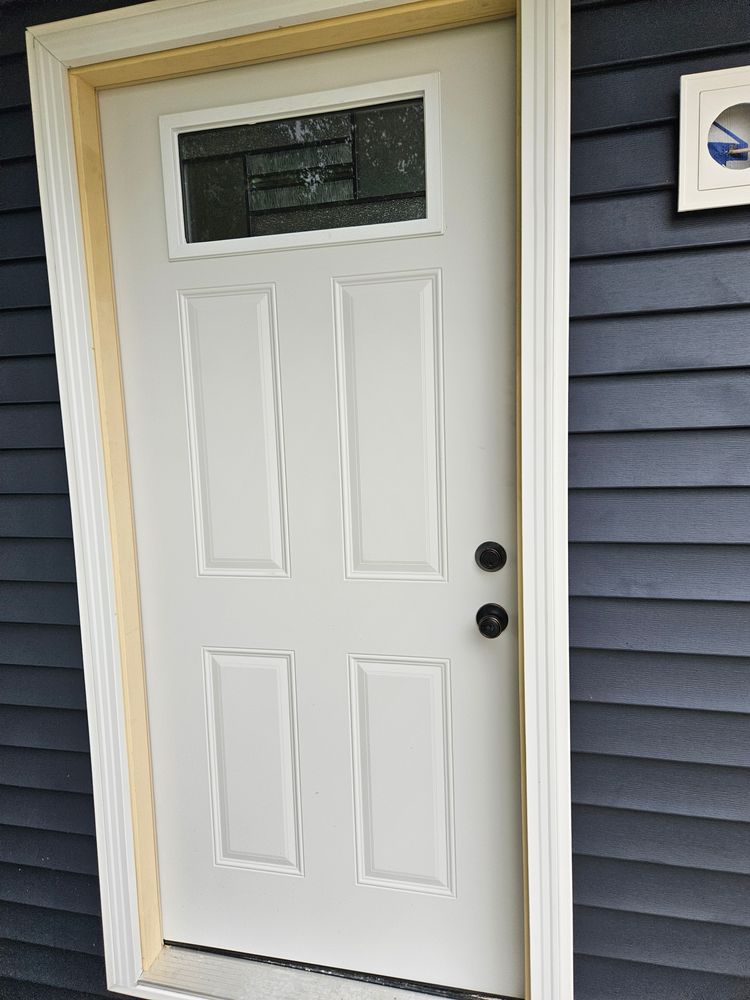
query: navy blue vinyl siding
0 3 143 997
3 0 750 997
570 0 750 997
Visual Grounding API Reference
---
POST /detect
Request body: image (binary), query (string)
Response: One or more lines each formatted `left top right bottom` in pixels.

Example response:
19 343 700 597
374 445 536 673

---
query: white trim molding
26 32 145 994
26 0 572 998
518 0 574 997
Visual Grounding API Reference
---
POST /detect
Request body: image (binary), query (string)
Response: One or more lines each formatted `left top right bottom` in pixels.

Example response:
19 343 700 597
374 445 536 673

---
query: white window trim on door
160 73 444 258
26 1 572 998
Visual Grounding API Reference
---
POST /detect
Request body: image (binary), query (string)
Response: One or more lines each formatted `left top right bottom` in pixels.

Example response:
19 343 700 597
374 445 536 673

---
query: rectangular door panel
204 647 303 874
334 271 446 581
349 654 455 895
179 286 289 576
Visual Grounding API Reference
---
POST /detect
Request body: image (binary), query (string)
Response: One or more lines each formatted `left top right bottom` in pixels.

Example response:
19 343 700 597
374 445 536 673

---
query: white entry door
99 19 521 997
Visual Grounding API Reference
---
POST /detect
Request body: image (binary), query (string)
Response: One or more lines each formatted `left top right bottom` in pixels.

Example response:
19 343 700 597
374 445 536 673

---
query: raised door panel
179 285 289 576
204 647 303 875
349 654 455 895
333 271 446 581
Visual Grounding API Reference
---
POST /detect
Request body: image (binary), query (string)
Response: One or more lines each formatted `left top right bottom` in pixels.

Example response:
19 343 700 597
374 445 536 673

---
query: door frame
26 1 572 997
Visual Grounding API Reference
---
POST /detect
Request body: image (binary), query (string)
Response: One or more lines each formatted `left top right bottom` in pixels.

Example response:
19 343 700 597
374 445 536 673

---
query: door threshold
140 943 521 1000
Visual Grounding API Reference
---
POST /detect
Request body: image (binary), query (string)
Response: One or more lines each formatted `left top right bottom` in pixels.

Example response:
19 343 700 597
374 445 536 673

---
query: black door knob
476 603 509 638
475 541 507 572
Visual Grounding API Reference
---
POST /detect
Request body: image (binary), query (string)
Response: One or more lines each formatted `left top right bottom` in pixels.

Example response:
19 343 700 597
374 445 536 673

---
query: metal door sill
139 943 520 1000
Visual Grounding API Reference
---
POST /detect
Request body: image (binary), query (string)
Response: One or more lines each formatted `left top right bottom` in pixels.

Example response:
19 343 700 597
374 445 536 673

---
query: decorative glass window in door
178 98 426 243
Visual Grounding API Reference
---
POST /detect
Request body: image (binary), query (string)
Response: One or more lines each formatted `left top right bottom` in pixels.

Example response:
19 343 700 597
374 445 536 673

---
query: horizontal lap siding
6 1 750 998
0 2 145 997
570 1 750 997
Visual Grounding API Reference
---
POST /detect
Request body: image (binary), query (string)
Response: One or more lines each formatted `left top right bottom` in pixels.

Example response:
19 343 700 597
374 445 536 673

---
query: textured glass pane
182 156 249 243
251 197 427 238
251 179 354 212
246 142 352 174
178 98 426 243
355 102 426 198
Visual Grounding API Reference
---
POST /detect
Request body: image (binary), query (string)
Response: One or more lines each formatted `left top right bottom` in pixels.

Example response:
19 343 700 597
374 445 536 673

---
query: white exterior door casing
98 19 521 999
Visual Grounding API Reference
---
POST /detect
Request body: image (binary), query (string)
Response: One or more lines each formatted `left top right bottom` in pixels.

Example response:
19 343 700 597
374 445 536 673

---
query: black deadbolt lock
476 603 509 639
475 541 507 572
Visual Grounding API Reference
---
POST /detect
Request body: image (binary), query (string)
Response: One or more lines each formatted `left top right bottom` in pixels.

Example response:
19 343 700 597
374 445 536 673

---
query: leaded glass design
178 98 426 243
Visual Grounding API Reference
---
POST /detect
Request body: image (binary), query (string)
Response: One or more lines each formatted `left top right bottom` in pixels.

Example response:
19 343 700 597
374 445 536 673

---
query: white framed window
159 74 443 258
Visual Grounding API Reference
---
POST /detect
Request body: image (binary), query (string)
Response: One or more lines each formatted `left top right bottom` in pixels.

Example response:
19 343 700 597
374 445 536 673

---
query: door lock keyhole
475 541 507 572
476 603 509 639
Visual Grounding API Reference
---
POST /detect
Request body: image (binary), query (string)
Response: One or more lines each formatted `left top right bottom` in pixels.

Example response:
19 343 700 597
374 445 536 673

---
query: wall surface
2 0 750 997
569 0 750 998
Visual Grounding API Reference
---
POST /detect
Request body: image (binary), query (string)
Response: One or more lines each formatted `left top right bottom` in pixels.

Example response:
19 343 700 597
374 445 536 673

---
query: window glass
178 98 426 243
